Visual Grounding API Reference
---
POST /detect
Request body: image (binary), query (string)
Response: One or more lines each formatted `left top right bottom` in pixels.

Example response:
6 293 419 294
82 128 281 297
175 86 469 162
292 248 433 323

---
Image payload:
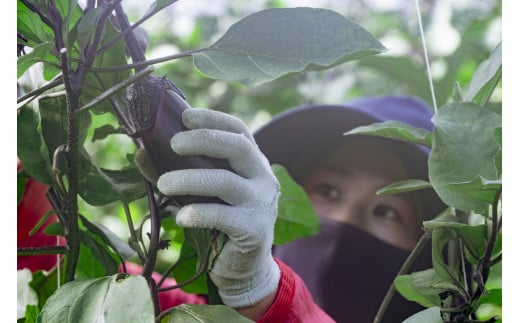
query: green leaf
29 210 53 236
446 176 501 205
167 304 253 323
55 0 84 50
173 239 208 294
429 102 501 214
92 124 123 142
43 222 64 236
30 270 60 310
477 288 502 307
79 17 131 114
493 127 502 177
394 273 441 308
402 306 442 323
424 214 487 263
77 149 146 205
272 164 320 245
79 214 138 261
143 0 178 18
17 105 53 185
431 228 459 281
79 231 120 278
17 42 59 78
377 179 432 195
37 274 155 323
344 121 433 148
39 94 92 159
24 305 40 323
76 7 103 53
193 7 385 86
17 0 54 46
18 269 39 319
465 42 502 105
395 268 462 308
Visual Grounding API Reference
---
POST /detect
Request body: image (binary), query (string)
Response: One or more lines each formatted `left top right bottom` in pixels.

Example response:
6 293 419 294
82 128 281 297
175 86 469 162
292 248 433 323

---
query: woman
254 95 447 322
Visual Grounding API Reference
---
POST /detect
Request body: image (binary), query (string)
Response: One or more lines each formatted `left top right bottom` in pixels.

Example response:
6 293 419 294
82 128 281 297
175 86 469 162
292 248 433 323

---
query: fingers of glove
157 169 252 205
182 109 255 142
171 129 269 178
175 203 269 244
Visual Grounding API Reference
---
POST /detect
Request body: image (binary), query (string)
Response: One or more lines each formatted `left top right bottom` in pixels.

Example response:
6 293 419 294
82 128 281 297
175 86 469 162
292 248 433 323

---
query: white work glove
157 108 281 308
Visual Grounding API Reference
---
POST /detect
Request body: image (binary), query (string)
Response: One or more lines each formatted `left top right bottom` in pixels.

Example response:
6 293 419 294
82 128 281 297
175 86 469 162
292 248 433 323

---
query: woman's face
300 137 423 250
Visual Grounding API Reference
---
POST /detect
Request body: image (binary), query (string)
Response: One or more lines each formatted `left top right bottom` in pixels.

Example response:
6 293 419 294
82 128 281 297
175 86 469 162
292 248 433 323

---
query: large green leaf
167 304 253 323
193 7 385 86
429 102 501 214
272 164 320 245
464 42 502 106
37 274 155 323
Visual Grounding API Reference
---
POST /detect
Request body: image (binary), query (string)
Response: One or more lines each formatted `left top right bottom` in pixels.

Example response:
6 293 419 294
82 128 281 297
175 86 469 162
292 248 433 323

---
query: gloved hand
157 108 281 308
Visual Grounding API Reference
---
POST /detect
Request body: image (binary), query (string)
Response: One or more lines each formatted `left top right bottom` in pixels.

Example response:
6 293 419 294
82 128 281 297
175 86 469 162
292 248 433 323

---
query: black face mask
273 218 432 323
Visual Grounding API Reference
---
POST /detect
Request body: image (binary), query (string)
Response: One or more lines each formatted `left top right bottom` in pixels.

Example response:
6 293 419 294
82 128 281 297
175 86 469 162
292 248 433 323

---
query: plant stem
17 246 68 256
141 181 161 280
157 249 211 293
60 48 81 283
115 4 146 69
472 188 502 302
96 0 180 58
16 74 63 105
122 201 146 263
88 48 205 73
372 230 432 323
75 65 154 113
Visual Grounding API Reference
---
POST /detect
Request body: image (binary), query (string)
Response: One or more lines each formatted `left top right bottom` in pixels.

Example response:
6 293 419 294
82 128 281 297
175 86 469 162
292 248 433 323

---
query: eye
312 183 341 201
373 205 402 222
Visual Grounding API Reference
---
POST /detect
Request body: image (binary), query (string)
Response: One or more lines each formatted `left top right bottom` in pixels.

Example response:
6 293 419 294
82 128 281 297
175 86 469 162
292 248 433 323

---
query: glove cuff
218 257 281 308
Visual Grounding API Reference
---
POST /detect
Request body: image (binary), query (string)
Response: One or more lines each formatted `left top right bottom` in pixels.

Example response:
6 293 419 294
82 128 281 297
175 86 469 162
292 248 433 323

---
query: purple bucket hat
253 95 446 220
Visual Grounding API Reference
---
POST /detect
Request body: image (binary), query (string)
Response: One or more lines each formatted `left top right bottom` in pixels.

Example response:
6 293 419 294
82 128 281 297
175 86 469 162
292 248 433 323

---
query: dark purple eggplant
127 75 231 205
